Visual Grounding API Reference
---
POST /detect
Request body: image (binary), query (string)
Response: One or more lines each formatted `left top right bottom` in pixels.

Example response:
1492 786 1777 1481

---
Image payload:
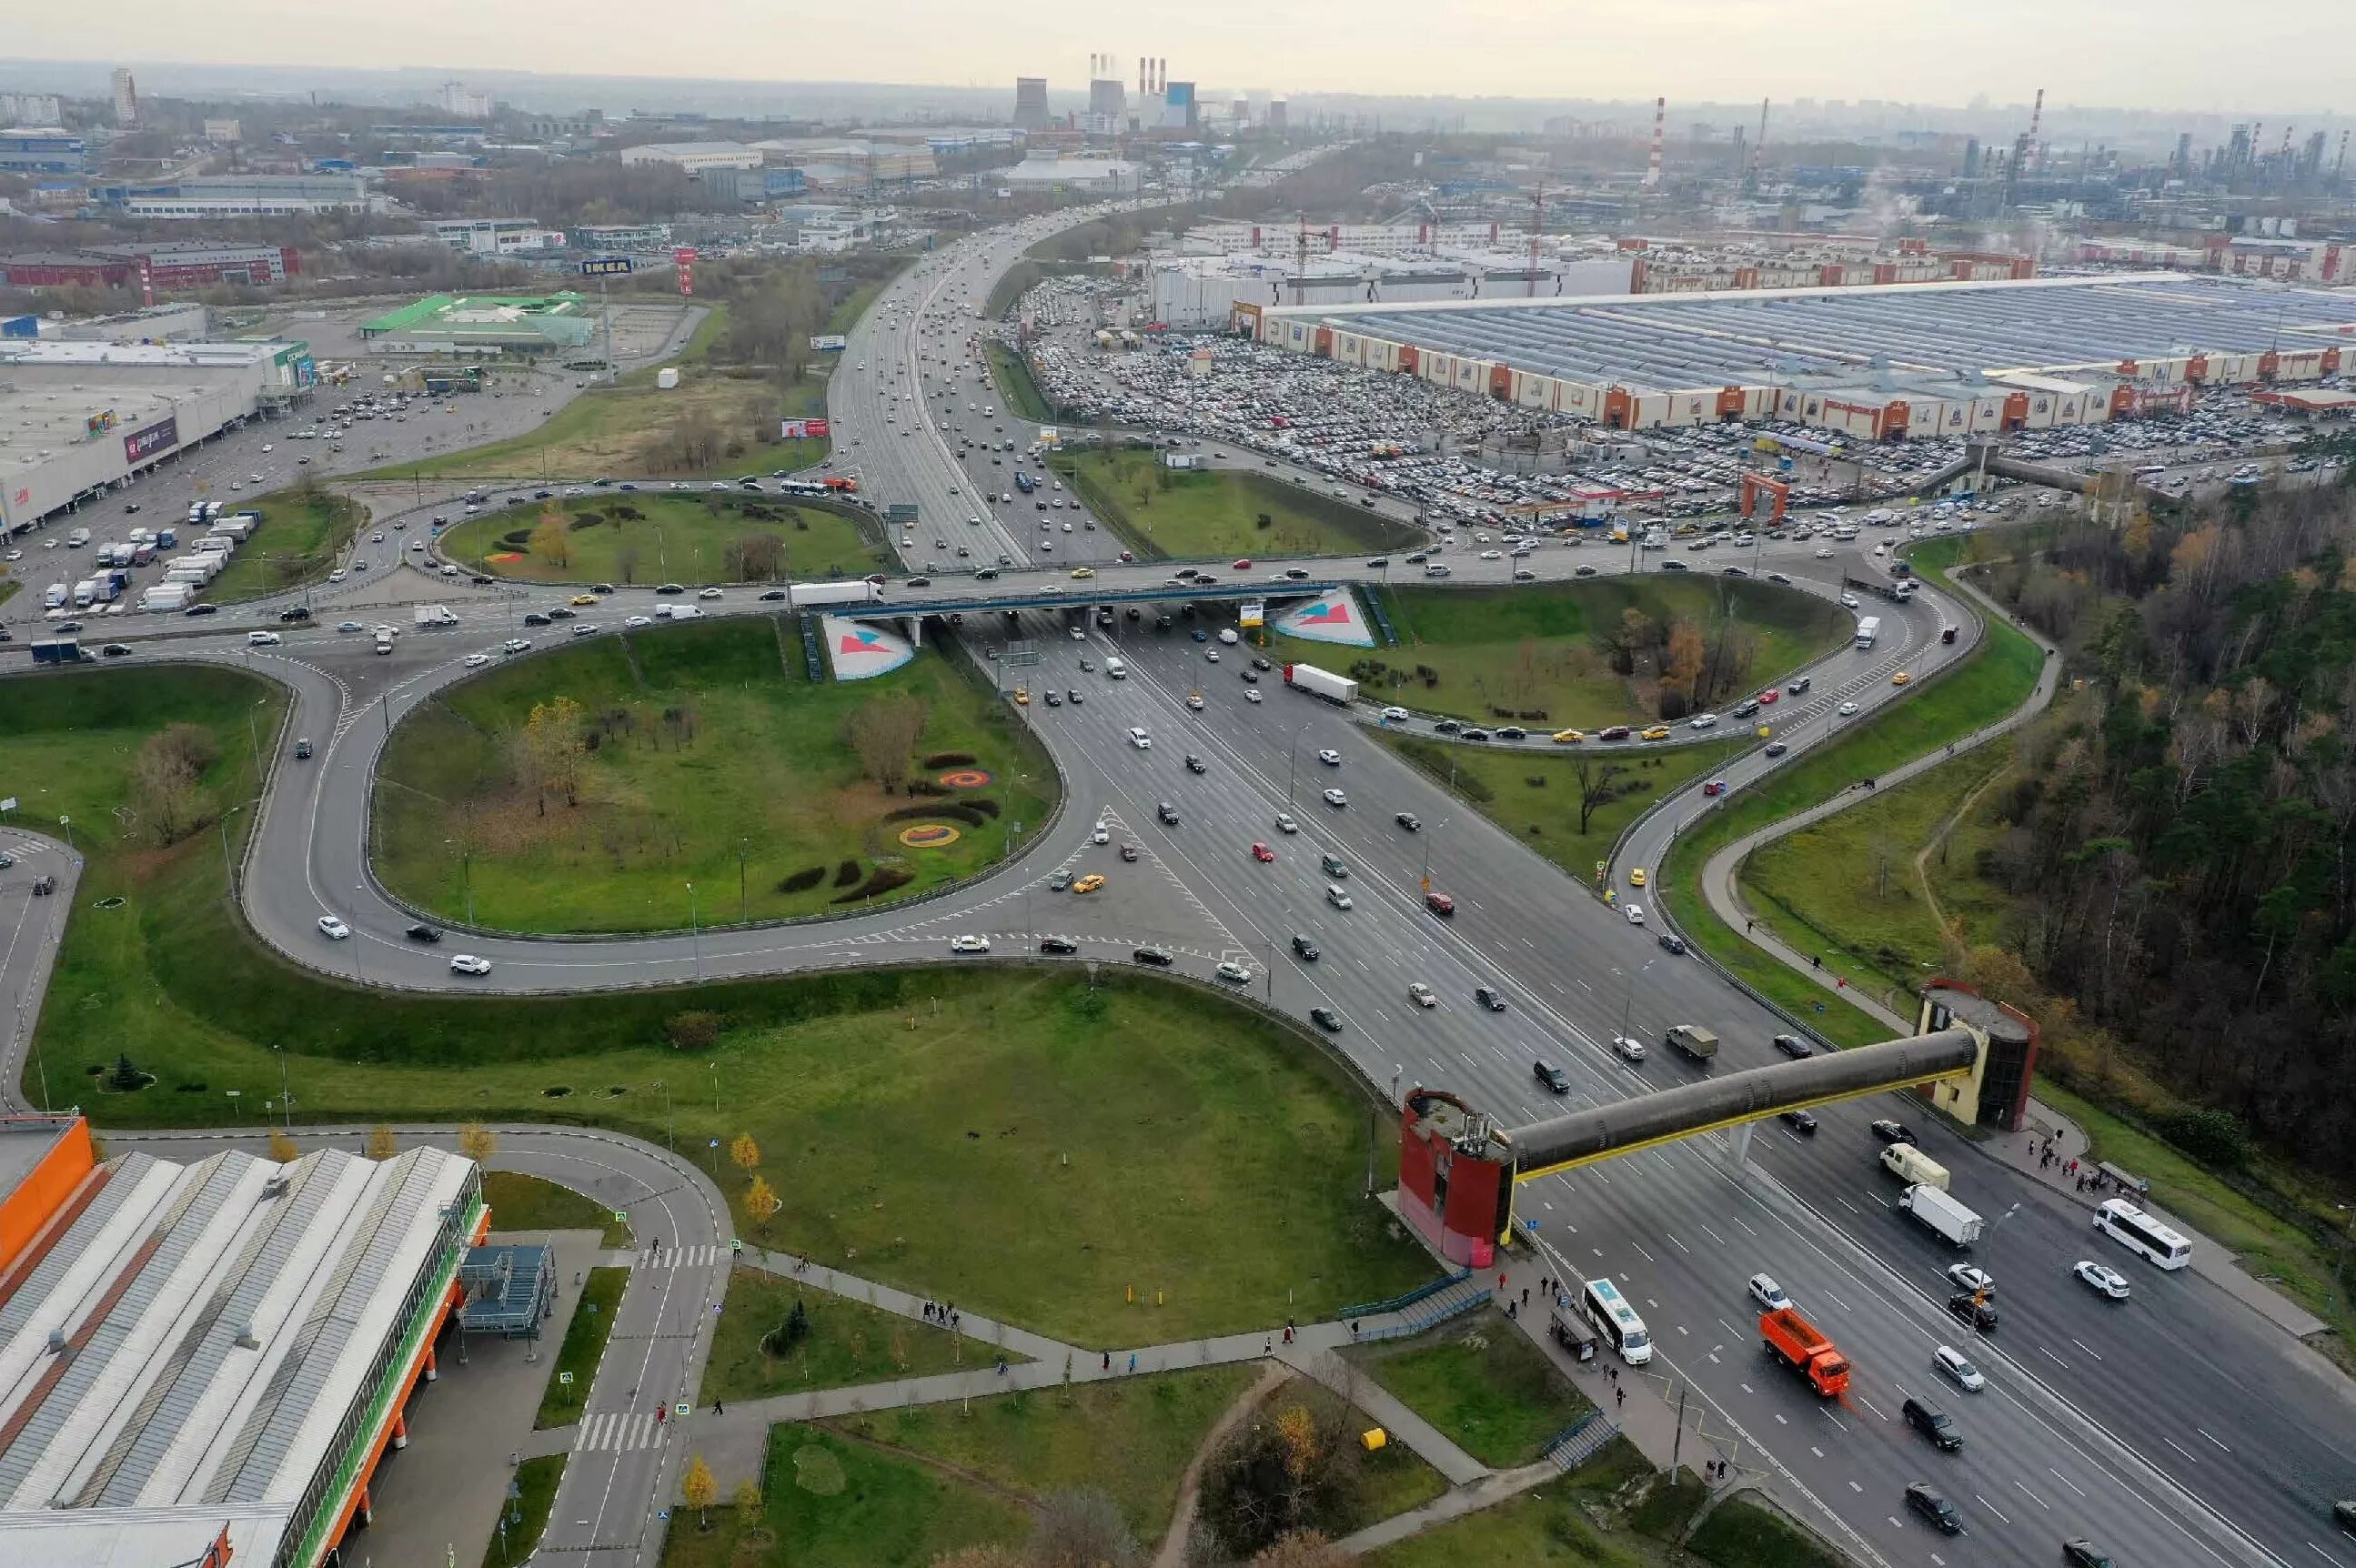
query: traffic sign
579 256 635 277
730 1238 743 1252
675 1402 692 1416
559 1371 574 1384
613 1211 627 1223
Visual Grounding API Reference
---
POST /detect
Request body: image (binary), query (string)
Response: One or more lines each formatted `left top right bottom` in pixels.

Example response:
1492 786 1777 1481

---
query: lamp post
273 1044 294 1127
444 837 474 926
651 1080 674 1152
1284 720 1318 806
1418 818 1449 894
1618 959 1655 1042
686 880 700 981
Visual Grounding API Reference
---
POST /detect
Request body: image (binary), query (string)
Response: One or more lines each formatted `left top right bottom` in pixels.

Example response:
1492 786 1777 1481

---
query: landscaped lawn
1051 448 1422 560
1359 1477 1656 1568
699 1267 985 1402
480 1454 566 1568
1329 577 1852 731
659 1423 1026 1568
436 492 884 586
203 486 366 602
537 1265 628 1428
366 367 828 483
1344 1309 1593 1467
1685 1494 1852 1568
373 622 1054 932
1269 1376 1450 1535
15 668 1431 1348
1374 730 1746 891
482 1170 632 1247
986 340 1059 422
832 1365 1256 1539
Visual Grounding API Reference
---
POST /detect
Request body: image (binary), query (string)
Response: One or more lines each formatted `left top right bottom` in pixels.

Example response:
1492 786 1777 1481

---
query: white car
1246 689 1263 703
1092 821 1111 845
1747 1273 1792 1312
260 443 274 452
1624 902 1646 925
317 915 351 940
950 934 991 954
1381 706 1410 722
247 630 281 646
1408 982 1438 1008
625 615 654 628
501 638 531 655
2073 1260 2131 1300
1814 548 1836 558
371 531 385 543
1611 1033 1647 1062
699 587 724 600
1946 1263 1996 1297
1478 549 1503 560
1316 749 1342 767
1688 713 1718 729
1837 700 1860 717
1934 1344 1987 1392
448 954 493 976
1215 960 1253 984
1321 788 1347 809
1839 593 1860 608
1274 811 1299 834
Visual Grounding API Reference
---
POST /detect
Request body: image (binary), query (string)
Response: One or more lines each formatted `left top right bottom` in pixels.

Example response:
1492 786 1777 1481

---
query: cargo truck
1284 663 1358 704
1880 1142 1950 1190
1855 616 1882 649
211 518 256 542
1898 1183 1983 1247
139 582 194 613
30 638 86 665
1665 1023 1719 1061
67 527 90 549
1760 1307 1850 1396
72 578 97 608
788 580 884 608
43 582 67 611
413 604 460 628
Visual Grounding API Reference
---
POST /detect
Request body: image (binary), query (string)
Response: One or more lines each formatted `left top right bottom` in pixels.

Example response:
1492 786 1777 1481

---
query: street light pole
1285 720 1316 806
687 881 700 981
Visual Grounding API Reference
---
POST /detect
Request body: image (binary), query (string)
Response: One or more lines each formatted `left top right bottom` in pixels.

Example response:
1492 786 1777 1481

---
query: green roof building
357 291 598 355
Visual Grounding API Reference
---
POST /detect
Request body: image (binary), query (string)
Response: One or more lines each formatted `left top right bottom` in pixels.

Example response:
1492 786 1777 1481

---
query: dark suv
1533 1060 1570 1093
1902 1398 1962 1452
1291 934 1320 961
1156 801 1180 826
1475 986 1506 1012
1904 1483 1961 1535
1946 1292 1999 1333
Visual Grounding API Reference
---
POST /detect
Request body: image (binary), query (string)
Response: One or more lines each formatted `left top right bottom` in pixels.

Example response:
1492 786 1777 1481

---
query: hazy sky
10 0 2344 112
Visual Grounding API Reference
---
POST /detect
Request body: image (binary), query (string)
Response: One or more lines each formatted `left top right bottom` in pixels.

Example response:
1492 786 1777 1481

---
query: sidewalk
1278 1343 1488 1486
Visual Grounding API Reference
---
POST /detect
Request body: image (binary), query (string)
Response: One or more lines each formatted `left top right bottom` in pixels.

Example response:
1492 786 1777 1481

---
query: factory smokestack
2027 87 2045 171
1644 96 1665 187
1140 56 1147 97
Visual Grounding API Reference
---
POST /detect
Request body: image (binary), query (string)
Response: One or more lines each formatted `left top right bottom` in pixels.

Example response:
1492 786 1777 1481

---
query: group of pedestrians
921 1299 960 1332
2038 1146 2121 1196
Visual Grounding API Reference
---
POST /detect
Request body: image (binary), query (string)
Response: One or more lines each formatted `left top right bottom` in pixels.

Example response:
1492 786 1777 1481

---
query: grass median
699 1266 989 1402
18 666 1429 1347
481 1453 566 1568
537 1265 628 1428
1343 576 1852 731
1344 1308 1593 1468
482 1170 632 1247
204 485 366 603
986 341 1060 423
1051 447 1421 560
373 624 1055 932
436 492 884 587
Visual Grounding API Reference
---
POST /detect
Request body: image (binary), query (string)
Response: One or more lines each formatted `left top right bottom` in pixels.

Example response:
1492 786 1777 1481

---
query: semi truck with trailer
1760 1307 1850 1397
30 638 87 665
1898 1183 1984 1247
1284 663 1358 704
1665 1024 1719 1061
789 580 885 608
139 582 195 614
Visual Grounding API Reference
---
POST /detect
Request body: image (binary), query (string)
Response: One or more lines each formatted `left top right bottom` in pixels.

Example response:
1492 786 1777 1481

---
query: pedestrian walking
714 1400 724 1416
996 1355 1008 1376
656 1406 666 1425
1521 1287 1530 1307
1128 1352 1137 1373
1102 1350 1111 1371
1264 1336 1273 1355
1812 954 1822 970
1616 1385 1626 1410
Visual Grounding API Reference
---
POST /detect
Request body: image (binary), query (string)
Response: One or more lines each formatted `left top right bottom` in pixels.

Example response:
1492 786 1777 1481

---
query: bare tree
1572 755 1629 835
1030 1489 1139 1568
845 694 929 792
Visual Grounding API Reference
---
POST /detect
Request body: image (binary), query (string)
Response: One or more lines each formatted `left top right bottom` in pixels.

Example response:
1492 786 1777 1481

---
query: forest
1965 442 2356 1178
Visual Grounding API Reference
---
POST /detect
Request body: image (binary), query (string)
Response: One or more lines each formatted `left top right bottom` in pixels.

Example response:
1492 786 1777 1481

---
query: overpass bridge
841 577 1347 623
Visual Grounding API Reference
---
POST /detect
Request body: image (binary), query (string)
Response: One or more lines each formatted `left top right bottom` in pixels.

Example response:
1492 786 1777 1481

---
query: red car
1702 779 1729 797
1425 891 1455 916
1758 689 1780 705
1119 550 1135 562
1232 558 1253 570
1250 841 1276 862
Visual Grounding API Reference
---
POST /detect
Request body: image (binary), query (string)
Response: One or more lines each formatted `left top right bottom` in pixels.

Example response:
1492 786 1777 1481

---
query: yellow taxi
1641 725 1672 742
569 593 599 607
1891 670 1912 686
1072 873 1106 894
1071 566 1096 579
1551 729 1586 744
1628 867 1647 887
1014 686 1030 706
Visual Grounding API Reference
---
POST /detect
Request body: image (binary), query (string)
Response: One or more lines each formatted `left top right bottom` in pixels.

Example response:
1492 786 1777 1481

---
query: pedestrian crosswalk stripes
574 1411 664 1452
645 1243 723 1268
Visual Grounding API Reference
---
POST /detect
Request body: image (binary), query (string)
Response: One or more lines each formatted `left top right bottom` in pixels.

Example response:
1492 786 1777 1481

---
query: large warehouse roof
1279 274 2356 393
0 1142 478 1568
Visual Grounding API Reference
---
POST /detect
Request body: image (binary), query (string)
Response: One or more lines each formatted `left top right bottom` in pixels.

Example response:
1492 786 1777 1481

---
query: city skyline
4 0 2351 116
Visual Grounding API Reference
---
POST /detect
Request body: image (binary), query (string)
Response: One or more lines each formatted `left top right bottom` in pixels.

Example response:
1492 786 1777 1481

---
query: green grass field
660 1423 1026 1568
986 341 1059 422
1273 1375 1451 1534
1361 1477 1656 1568
480 1454 566 1568
1344 1309 1593 1467
833 1365 1257 1539
1052 448 1422 560
364 370 828 484
203 487 366 603
699 1267 987 1402
1686 1496 1844 1568
1374 730 1746 892
436 492 884 586
537 1266 628 1428
373 624 1055 932
1336 577 1853 731
482 1170 632 1246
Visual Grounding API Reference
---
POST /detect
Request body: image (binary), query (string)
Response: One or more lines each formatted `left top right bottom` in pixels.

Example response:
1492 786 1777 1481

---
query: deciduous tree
366 1124 398 1161
745 1174 781 1231
267 1129 299 1163
458 1122 497 1163
846 693 929 792
730 1133 760 1171
681 1453 717 1527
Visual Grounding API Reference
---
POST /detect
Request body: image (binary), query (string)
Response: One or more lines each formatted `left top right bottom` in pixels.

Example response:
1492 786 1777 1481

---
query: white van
1879 1142 1950 1190
1126 726 1152 750
1217 628 1239 645
1104 657 1127 679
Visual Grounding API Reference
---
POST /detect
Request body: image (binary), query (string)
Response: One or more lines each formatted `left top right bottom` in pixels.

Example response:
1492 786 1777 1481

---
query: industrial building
1239 273 2356 436
753 137 938 188
700 165 809 205
1618 234 2037 294
1012 77 1051 131
569 222 673 253
0 130 86 176
358 293 599 357
419 218 568 256
1 243 300 291
89 176 376 220
0 1115 488 1568
617 140 761 174
1000 155 1138 195
1144 247 1636 329
0 337 318 536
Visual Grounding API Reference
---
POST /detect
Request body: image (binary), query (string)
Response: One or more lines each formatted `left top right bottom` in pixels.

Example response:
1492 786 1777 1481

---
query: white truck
1104 655 1128 679
788 580 884 608
414 604 460 628
1855 616 1882 649
140 582 195 613
1898 1183 1983 1247
72 578 98 608
211 518 256 542
193 537 233 558
1284 663 1358 704
66 527 91 549
43 582 68 611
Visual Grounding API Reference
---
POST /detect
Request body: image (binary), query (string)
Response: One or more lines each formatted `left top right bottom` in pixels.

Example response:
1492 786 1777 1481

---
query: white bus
2093 1199 2191 1270
1580 1277 1654 1365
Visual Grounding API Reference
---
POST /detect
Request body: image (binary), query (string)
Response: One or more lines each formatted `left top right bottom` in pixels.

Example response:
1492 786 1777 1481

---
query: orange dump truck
1760 1307 1849 1397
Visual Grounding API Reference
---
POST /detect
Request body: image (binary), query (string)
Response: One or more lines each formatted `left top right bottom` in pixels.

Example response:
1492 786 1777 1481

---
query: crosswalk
645 1243 727 1268
574 1411 666 1452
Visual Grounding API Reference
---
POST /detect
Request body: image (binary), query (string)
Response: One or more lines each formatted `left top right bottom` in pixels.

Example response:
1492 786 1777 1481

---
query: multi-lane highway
5 202 2353 1568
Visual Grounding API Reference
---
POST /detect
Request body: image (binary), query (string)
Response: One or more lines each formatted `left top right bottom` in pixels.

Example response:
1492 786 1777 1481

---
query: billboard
123 417 178 464
809 334 848 352
780 417 832 439
672 246 698 297
579 256 635 277
1239 600 1264 628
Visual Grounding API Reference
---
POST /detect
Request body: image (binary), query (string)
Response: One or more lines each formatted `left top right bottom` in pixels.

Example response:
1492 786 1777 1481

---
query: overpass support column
1727 1120 1757 1171
423 1343 438 1383
903 616 923 647
391 1411 408 1450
